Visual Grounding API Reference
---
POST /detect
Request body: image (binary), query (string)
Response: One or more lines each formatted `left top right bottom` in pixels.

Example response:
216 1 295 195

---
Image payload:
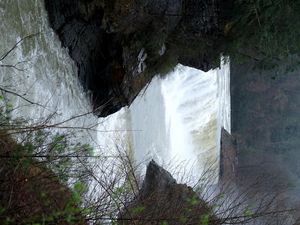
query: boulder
118 160 220 225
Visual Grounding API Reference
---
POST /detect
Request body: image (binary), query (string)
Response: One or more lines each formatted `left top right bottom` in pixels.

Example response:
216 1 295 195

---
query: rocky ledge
118 160 220 225
44 0 226 117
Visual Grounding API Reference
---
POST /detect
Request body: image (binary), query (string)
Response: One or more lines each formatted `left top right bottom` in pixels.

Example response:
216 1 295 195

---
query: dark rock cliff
45 0 125 116
231 59 300 210
220 128 237 184
118 160 220 225
44 0 225 117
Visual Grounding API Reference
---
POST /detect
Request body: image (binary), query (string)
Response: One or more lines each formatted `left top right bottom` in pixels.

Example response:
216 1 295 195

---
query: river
0 0 230 185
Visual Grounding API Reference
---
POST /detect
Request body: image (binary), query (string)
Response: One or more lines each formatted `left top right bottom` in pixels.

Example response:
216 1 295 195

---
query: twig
0 33 39 61
0 64 25 71
0 86 45 108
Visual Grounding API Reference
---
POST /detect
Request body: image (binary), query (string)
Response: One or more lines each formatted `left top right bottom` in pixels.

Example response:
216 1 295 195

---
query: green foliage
2 217 15 225
199 213 210 225
226 0 300 70
187 194 200 206
0 95 12 126
0 206 5 215
72 181 87 205
243 204 255 217
160 221 168 225
179 216 188 224
0 105 96 224
130 205 145 216
81 143 94 156
5 102 13 112
16 130 95 184
51 134 67 152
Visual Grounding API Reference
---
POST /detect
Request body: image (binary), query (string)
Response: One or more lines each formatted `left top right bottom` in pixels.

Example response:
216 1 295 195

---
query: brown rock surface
220 128 237 184
118 160 221 225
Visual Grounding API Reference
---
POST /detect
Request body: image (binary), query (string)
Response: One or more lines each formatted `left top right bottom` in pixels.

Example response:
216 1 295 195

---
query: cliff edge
44 0 224 117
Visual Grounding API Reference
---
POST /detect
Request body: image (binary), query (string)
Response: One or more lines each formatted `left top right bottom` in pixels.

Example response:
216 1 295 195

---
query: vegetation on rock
0 95 291 224
223 0 300 70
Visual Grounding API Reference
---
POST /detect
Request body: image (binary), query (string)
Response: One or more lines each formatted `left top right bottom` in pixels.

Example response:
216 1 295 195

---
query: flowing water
0 0 98 145
128 62 231 182
3 2 300 224
0 0 231 183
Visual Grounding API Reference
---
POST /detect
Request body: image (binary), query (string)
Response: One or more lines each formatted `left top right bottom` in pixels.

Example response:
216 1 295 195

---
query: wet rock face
142 0 182 31
45 0 125 117
119 160 220 225
183 0 219 35
220 128 237 183
45 0 224 117
231 60 300 204
140 160 177 198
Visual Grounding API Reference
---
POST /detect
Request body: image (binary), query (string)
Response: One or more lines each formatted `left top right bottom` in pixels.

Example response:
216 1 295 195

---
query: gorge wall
220 128 236 183
231 60 300 209
44 0 300 207
44 0 225 117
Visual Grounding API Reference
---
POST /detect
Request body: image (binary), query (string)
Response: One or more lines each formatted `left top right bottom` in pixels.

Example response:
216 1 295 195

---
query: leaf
6 102 13 110
187 195 200 206
200 214 210 225
131 205 145 215
179 216 187 223
73 181 86 194
0 207 5 215
243 204 255 217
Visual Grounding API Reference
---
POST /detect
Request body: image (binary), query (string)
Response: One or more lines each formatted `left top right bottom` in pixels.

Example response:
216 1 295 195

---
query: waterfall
0 0 231 184
127 61 231 182
162 65 219 181
95 61 231 183
162 61 231 182
0 0 98 144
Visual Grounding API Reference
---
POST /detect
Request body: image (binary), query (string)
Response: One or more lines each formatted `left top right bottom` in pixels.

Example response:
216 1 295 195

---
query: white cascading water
0 0 98 145
0 0 231 184
126 62 231 183
161 62 231 182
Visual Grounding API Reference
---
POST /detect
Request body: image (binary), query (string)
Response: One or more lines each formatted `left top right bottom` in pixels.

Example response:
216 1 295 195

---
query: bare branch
0 33 39 61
